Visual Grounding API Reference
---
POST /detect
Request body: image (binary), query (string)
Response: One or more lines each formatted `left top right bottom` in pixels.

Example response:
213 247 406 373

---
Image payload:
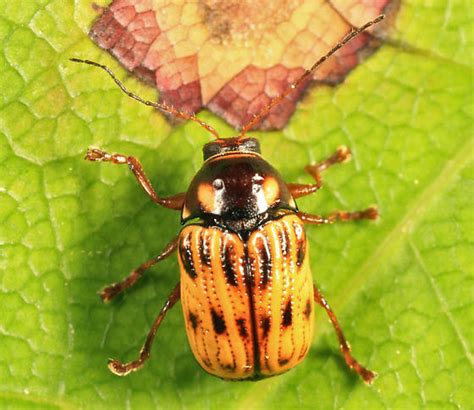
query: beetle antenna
69 58 221 139
239 15 385 138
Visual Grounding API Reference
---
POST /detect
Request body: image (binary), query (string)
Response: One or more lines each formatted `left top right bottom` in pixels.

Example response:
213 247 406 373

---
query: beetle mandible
72 15 384 383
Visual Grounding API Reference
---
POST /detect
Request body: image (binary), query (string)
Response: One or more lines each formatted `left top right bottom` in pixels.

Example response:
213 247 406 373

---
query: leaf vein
408 238 473 366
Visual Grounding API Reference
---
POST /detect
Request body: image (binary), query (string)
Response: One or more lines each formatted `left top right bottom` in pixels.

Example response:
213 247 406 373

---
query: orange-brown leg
86 148 185 210
298 208 378 225
287 146 352 199
313 284 376 384
108 283 181 376
100 237 178 302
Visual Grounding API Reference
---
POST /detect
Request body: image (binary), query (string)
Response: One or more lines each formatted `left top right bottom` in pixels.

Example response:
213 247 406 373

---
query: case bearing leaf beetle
72 16 384 383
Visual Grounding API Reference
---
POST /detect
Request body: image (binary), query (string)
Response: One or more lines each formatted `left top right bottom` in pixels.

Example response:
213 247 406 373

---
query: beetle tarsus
85 147 127 164
362 368 378 385
361 206 379 220
99 284 120 303
84 147 103 161
341 348 377 384
335 145 352 163
107 358 143 376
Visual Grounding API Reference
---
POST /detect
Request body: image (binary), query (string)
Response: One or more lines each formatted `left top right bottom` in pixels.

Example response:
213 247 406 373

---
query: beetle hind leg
108 283 181 376
100 237 178 302
313 284 376 384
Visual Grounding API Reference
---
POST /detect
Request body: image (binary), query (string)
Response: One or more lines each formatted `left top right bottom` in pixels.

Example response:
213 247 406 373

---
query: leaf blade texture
0 1 472 409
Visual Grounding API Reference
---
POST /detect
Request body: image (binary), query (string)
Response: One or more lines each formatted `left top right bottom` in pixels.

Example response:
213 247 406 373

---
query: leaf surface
0 1 472 409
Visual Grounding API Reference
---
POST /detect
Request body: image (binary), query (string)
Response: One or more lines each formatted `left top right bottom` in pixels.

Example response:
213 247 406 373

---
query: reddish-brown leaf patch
90 0 398 130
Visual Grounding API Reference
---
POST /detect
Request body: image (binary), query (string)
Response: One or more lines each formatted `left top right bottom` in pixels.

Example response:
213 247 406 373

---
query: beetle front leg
298 208 378 224
85 148 185 210
313 284 376 384
100 236 178 302
287 146 352 199
108 282 181 376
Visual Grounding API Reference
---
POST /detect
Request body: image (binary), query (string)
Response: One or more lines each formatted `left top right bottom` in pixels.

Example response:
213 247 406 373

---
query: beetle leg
286 182 320 199
313 284 376 384
297 208 378 224
100 236 178 302
287 146 351 199
108 282 181 376
85 147 185 210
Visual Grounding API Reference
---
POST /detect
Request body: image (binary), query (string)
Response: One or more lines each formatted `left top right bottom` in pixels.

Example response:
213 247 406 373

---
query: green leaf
0 2 472 409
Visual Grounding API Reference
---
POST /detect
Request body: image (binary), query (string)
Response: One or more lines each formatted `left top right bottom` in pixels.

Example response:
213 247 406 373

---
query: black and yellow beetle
73 16 383 383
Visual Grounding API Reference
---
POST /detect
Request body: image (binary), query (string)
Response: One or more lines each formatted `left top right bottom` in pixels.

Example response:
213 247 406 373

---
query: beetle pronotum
72 15 384 383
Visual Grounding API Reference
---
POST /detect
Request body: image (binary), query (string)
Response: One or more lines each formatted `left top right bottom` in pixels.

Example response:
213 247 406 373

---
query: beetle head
202 137 261 160
182 138 296 230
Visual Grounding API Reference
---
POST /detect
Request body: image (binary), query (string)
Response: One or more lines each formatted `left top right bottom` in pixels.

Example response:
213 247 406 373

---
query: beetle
72 15 384 383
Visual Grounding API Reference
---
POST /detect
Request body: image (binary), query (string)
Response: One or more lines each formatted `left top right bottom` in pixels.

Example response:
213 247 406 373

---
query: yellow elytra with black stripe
81 16 383 383
179 213 314 379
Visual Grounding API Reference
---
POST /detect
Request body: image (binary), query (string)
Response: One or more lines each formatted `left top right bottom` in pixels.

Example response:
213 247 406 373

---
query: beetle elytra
72 15 384 383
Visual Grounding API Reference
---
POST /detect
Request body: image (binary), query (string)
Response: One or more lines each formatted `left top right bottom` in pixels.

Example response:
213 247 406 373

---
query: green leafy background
0 1 472 409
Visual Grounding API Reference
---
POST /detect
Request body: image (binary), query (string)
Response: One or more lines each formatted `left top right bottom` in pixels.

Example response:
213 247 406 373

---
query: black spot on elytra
199 232 211 267
222 242 238 286
189 312 198 331
296 240 305 267
282 300 292 327
278 358 289 366
211 308 226 334
256 236 272 289
236 318 248 339
261 316 271 339
180 234 197 279
303 299 312 319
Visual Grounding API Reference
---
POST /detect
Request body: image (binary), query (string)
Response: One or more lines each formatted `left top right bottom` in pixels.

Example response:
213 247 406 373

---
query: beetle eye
213 179 224 190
